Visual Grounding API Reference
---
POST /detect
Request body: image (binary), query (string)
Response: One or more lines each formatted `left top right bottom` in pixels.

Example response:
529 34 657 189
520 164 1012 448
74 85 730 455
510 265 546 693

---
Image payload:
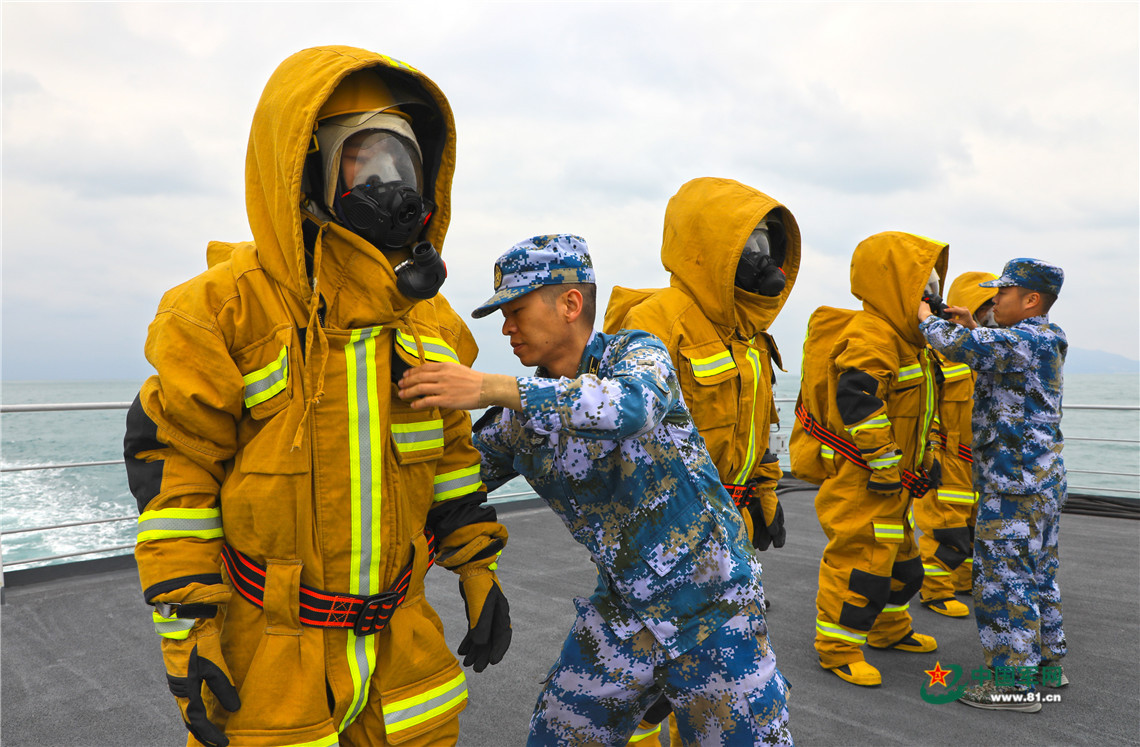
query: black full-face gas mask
309 111 445 298
734 213 787 296
332 126 432 252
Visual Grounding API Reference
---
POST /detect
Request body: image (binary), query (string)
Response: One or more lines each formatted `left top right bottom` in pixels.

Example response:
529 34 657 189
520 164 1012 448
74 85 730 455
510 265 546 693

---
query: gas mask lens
335 129 433 252
340 130 423 192
735 223 786 296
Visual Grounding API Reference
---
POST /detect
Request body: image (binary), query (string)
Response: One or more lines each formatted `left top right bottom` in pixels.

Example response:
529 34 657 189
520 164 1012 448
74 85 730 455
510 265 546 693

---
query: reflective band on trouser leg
872 522 904 543
152 609 195 639
923 563 950 577
690 349 736 377
938 489 978 505
731 344 761 484
630 722 662 742
816 619 867 644
395 329 461 364
242 345 288 407
433 465 482 501
137 507 223 543
382 672 468 737
344 326 385 730
270 734 340 747
882 603 910 613
391 420 445 454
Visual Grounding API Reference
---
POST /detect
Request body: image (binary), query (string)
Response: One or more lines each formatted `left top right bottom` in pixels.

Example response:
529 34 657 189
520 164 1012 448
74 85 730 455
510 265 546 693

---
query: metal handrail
3 398 1137 571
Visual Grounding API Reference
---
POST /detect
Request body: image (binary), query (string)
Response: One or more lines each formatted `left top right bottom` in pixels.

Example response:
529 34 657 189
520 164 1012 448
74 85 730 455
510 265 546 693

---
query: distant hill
1065 348 1140 374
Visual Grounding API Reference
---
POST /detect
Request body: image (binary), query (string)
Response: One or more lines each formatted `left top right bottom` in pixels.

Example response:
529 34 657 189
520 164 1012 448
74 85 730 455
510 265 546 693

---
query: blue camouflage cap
472 234 596 318
980 258 1064 296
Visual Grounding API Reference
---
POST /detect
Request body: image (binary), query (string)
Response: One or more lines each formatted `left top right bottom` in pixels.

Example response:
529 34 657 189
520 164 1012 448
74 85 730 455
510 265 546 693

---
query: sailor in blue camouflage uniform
398 234 792 745
918 258 1068 712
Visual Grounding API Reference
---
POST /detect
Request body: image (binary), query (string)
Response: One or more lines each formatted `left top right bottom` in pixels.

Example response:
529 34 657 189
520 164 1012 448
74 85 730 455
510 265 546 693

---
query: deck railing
3 399 1137 575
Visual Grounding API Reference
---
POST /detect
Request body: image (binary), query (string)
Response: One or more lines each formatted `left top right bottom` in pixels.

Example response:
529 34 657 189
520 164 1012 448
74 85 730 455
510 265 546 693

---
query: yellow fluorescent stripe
873 522 904 542
396 330 461 364
923 564 950 576
274 734 340 747
816 620 867 643
732 345 762 483
630 723 662 741
883 603 909 613
391 420 445 433
434 465 480 484
137 527 224 542
242 346 289 406
898 364 923 381
690 349 736 377
821 445 835 459
387 692 467 733
386 672 468 712
848 416 890 434
938 490 978 504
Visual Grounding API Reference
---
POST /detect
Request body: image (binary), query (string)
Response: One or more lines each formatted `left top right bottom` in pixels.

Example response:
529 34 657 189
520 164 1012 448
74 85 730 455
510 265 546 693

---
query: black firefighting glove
156 585 240 747
458 564 512 672
748 484 787 551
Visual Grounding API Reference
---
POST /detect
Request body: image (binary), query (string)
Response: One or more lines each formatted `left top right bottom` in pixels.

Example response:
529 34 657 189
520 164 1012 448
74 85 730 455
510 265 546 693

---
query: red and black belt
220 533 436 636
936 432 974 463
723 483 754 509
795 403 935 496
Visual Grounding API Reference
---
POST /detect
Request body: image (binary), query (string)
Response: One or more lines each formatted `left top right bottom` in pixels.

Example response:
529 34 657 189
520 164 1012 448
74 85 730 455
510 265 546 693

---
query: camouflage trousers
528 597 792 746
973 489 1066 670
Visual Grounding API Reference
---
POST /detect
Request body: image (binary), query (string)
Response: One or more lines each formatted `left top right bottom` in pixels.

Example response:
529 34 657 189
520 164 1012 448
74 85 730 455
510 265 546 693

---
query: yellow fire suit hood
245 45 456 310
660 177 801 332
947 271 999 316
850 232 948 347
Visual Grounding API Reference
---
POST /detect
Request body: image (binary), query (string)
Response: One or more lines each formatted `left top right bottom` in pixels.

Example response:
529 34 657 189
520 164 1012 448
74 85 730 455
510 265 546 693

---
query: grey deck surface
2 482 1138 746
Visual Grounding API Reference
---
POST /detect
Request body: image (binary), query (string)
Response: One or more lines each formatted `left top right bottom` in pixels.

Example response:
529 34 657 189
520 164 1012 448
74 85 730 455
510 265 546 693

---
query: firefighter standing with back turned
124 46 510 747
791 231 945 687
604 176 798 745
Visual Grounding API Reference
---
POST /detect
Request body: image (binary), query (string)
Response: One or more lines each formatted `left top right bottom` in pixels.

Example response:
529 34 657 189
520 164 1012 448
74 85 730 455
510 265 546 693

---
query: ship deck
3 480 1138 746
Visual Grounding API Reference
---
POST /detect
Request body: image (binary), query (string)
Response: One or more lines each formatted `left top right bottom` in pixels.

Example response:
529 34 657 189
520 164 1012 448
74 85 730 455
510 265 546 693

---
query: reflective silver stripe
630 722 662 742
898 363 923 382
137 508 223 542
243 346 288 407
816 619 866 643
396 330 461 364
391 421 445 452
382 672 468 734
343 326 385 729
689 349 735 377
433 466 482 501
152 611 195 639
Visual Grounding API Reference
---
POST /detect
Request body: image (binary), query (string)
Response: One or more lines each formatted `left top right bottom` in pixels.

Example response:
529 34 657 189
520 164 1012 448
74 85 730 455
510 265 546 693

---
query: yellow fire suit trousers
814 465 923 668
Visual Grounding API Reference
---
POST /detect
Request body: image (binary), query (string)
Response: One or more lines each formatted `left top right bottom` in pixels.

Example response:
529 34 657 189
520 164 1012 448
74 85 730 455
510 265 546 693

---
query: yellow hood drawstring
292 246 329 452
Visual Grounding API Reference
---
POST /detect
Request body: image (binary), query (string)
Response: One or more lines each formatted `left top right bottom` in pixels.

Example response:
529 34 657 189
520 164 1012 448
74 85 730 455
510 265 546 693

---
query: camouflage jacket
920 315 1067 495
473 329 761 658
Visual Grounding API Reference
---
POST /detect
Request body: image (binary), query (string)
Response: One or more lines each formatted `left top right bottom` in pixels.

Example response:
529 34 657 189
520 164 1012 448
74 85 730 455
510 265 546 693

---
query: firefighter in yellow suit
124 47 511 747
916 272 999 612
793 232 946 687
603 176 799 744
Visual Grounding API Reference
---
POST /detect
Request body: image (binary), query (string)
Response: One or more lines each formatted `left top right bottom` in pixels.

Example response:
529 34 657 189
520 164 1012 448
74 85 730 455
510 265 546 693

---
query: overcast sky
3 2 1137 385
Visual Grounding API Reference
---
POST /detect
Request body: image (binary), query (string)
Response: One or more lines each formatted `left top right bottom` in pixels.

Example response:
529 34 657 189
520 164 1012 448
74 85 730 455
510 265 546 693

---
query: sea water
2 375 1137 569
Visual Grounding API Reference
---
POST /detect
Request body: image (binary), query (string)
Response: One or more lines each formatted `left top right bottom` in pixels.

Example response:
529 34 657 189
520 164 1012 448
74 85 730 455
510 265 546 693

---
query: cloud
2 1 1137 381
